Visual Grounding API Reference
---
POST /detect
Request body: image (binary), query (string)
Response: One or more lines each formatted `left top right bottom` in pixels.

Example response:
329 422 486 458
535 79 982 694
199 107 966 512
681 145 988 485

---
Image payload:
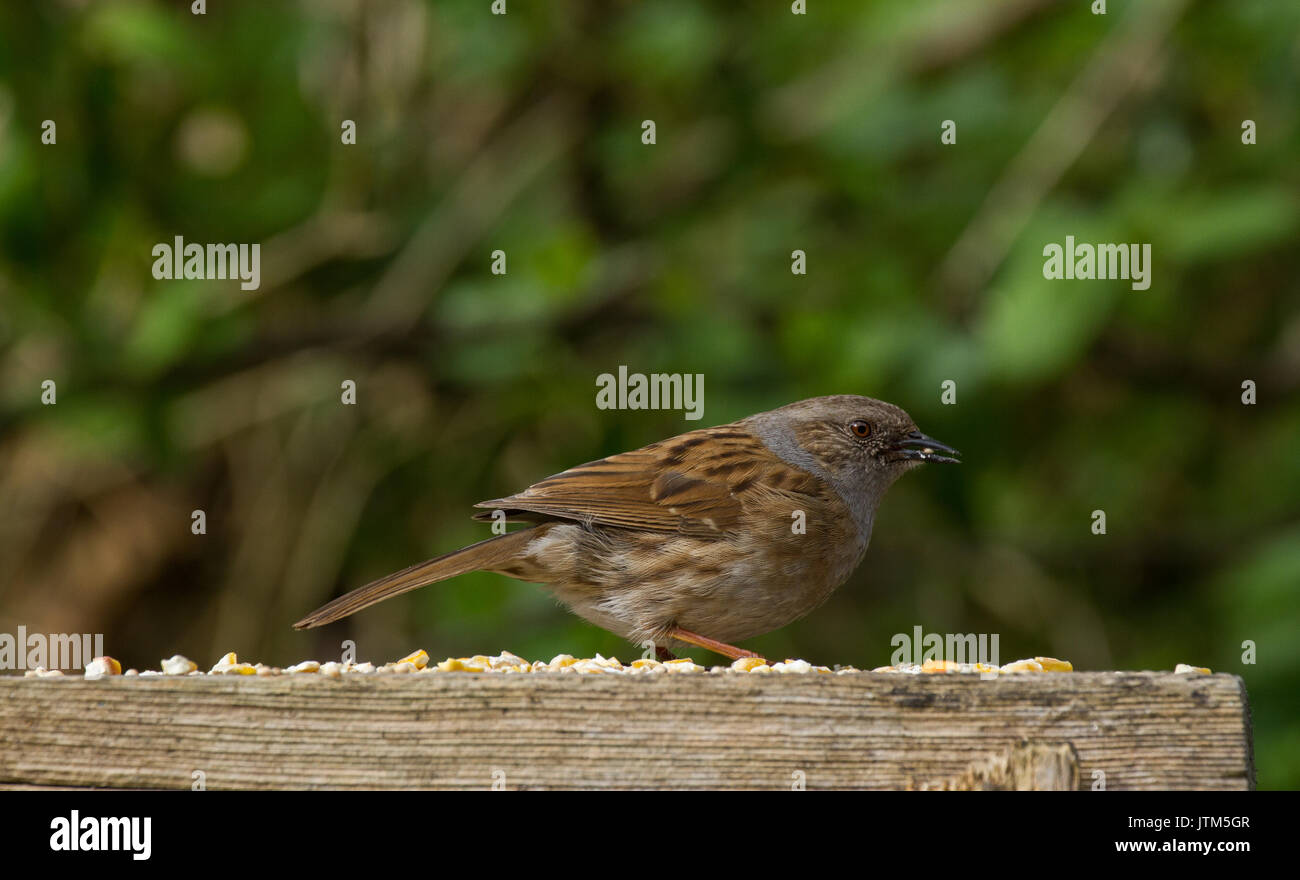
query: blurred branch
256 211 397 295
909 0 1057 75
357 92 578 337
936 0 1191 303
764 0 1055 139
1091 329 1300 405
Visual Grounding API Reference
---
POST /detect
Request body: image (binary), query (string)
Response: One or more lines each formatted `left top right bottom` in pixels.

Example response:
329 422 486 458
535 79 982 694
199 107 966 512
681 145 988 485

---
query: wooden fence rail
0 672 1253 790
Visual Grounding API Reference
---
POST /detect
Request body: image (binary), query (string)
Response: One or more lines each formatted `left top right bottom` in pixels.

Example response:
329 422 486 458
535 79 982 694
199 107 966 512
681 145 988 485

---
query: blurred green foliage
0 0 1296 787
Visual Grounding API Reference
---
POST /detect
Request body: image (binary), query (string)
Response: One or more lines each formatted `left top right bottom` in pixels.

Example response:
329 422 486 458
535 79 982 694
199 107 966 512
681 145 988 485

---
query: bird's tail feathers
293 529 535 629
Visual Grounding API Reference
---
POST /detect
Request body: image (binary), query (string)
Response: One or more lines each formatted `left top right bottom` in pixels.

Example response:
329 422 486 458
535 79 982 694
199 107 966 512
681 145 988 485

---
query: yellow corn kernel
731 657 767 672
392 649 428 669
1035 656 1073 672
1000 659 1044 673
1175 663 1211 674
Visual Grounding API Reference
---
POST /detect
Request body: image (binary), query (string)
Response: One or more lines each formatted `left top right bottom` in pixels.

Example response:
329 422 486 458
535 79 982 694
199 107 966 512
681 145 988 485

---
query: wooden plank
921 742 1080 790
0 672 1253 790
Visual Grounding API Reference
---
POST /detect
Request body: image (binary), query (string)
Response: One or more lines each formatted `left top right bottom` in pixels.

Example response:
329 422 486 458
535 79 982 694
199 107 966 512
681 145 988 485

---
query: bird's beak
887 430 961 464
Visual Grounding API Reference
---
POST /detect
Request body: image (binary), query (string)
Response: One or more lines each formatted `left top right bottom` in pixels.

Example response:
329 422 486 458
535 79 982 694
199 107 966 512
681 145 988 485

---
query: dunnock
295 395 959 660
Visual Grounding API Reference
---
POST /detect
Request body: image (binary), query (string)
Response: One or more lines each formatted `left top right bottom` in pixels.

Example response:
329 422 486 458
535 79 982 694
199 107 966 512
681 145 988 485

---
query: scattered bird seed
59 650 1215 678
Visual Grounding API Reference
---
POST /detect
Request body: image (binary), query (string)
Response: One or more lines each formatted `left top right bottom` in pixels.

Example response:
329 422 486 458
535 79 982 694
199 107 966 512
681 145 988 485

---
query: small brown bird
294 395 959 660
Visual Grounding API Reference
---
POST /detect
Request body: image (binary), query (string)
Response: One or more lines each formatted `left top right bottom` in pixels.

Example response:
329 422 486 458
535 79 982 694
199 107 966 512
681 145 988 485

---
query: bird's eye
848 420 871 438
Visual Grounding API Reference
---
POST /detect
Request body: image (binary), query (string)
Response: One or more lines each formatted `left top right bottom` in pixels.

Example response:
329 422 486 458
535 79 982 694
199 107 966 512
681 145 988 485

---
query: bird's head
749 394 960 498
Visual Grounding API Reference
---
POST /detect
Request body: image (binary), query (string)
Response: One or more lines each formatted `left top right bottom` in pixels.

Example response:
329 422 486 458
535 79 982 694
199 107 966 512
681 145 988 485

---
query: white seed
84 656 122 679
161 655 198 676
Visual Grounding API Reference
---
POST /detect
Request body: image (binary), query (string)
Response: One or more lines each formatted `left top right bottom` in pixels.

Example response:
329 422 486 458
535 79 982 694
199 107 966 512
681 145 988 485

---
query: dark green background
0 1 1295 787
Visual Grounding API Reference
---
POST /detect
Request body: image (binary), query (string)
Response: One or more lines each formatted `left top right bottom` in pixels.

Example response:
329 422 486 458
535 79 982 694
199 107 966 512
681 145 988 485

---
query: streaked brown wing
472 426 791 537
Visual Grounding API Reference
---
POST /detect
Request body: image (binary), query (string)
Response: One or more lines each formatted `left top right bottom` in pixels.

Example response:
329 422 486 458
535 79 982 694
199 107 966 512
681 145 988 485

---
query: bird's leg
655 645 677 662
665 626 764 661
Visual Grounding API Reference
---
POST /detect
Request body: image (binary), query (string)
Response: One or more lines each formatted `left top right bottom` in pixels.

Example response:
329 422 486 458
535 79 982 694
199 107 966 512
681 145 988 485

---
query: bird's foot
665 626 765 662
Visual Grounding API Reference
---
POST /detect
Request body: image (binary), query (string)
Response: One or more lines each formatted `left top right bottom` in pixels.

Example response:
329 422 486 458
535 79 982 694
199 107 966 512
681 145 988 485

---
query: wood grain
920 742 1080 790
0 672 1253 790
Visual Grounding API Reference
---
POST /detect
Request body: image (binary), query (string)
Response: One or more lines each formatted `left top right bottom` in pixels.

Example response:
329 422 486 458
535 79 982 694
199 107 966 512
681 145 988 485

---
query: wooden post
0 672 1253 790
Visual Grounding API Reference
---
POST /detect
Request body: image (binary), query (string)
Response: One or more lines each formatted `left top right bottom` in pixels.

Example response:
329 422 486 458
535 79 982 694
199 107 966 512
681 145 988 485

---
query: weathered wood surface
921 742 1081 791
0 672 1252 790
